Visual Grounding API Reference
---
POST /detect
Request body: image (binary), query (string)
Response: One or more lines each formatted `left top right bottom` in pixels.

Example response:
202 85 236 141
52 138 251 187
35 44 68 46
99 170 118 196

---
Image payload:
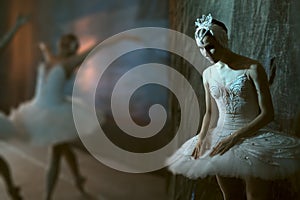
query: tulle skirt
10 97 104 146
166 128 300 180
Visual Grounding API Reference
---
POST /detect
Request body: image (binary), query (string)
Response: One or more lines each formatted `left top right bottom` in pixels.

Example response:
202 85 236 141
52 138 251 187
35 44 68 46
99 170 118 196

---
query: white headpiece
195 14 228 47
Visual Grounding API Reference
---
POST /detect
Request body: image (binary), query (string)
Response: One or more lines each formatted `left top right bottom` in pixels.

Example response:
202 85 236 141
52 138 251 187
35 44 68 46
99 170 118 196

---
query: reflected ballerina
10 33 104 200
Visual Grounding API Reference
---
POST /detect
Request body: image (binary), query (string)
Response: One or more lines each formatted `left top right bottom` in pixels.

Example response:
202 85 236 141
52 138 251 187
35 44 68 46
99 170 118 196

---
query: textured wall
168 0 300 199
230 0 300 134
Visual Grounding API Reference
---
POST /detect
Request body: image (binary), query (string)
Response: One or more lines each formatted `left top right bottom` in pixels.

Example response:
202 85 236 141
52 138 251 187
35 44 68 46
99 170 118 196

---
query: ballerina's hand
39 42 56 63
191 140 203 159
38 42 48 53
209 135 241 157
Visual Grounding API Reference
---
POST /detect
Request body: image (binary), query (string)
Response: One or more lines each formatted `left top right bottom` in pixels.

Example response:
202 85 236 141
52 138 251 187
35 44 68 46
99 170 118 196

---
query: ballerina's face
197 35 222 64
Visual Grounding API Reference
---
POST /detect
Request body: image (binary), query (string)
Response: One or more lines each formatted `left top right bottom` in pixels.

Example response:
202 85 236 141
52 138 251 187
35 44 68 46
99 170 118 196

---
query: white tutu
166 63 300 180
10 64 104 145
166 129 300 180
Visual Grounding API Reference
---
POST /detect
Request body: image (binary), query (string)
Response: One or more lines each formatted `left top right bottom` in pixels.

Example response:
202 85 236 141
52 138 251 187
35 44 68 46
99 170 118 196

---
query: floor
0 139 169 200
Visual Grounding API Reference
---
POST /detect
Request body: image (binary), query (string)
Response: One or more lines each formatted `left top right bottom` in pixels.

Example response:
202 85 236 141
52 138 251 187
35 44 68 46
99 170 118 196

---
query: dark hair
59 33 79 51
212 19 228 33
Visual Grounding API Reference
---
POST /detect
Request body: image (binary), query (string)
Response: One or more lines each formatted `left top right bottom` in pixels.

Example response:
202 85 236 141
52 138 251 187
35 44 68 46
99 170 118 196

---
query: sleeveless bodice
34 64 66 105
10 63 104 145
208 63 259 132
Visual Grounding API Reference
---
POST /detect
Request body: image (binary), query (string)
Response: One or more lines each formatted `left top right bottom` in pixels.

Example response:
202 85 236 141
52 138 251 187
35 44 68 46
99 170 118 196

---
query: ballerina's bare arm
192 68 213 159
210 63 274 156
60 47 94 74
39 42 95 75
60 35 140 74
0 14 29 55
39 42 55 63
40 35 144 75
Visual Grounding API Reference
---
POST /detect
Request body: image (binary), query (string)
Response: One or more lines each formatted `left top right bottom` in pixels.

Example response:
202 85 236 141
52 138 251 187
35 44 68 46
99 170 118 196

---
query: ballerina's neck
215 61 247 86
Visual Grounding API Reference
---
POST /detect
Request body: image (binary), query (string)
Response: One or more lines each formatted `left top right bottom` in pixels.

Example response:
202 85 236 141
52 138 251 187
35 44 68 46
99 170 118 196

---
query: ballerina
10 33 104 200
0 14 28 200
167 14 300 200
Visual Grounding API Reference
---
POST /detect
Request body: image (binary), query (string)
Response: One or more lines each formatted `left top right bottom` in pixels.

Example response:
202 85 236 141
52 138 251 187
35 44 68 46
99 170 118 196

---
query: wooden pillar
3 0 39 112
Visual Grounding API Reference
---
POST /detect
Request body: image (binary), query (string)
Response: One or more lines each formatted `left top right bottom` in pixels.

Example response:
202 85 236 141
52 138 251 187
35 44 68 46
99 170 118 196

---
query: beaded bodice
207 62 259 131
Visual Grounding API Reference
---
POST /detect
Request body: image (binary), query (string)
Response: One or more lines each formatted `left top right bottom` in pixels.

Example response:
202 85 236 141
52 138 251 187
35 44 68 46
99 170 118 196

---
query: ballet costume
166 61 300 180
10 64 104 145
